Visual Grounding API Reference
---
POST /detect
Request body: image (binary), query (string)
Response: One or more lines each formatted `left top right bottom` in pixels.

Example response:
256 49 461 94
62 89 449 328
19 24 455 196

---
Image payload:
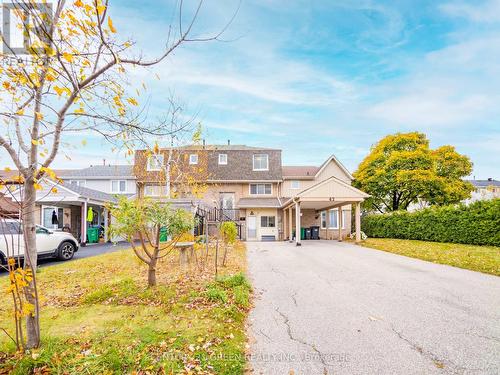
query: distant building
464 178 500 203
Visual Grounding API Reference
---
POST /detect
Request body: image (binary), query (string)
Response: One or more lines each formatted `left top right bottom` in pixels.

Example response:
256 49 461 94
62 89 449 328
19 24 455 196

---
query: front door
247 216 257 240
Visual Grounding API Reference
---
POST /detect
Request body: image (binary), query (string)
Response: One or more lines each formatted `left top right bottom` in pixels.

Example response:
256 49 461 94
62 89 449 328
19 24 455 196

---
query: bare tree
0 0 237 349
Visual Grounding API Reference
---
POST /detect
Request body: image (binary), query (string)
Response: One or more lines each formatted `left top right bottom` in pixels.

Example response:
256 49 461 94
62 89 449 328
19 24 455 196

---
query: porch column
283 208 287 240
288 206 293 243
103 207 109 242
81 201 88 246
338 205 343 242
295 201 301 246
355 202 361 243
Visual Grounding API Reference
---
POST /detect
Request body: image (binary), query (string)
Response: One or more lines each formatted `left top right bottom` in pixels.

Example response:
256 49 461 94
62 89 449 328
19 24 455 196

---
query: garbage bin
304 227 312 240
311 226 320 240
87 227 99 243
159 227 168 242
300 227 306 240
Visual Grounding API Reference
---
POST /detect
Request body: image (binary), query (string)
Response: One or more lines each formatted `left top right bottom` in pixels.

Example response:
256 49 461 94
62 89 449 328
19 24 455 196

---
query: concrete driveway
247 241 500 375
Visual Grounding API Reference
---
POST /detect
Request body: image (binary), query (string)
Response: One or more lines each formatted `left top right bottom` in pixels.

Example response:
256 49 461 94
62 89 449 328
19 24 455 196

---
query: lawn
0 241 251 374
359 238 500 276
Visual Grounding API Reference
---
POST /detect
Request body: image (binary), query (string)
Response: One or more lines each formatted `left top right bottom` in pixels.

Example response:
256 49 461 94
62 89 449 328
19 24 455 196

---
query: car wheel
57 241 75 261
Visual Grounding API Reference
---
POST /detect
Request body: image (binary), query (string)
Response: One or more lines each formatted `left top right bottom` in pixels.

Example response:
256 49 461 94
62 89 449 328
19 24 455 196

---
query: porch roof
282 176 370 210
9 179 117 206
237 197 281 208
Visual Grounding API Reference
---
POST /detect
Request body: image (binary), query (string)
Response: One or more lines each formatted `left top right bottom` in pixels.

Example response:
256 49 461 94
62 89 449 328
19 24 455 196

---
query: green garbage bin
159 227 168 242
300 227 306 240
87 227 99 243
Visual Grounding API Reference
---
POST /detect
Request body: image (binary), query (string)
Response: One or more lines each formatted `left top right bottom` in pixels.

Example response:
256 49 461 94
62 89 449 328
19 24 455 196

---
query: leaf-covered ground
359 238 500 276
0 242 251 374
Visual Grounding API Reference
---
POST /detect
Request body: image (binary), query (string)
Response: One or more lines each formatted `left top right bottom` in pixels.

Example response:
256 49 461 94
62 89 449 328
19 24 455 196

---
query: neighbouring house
133 144 369 244
464 178 500 203
0 165 135 245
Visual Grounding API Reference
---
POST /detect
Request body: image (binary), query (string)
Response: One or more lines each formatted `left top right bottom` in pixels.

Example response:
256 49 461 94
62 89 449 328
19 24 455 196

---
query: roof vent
488 177 493 181
227 139 230 145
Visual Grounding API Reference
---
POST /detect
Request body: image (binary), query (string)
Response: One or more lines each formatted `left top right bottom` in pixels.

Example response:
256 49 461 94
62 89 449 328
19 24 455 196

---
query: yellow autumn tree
0 0 235 349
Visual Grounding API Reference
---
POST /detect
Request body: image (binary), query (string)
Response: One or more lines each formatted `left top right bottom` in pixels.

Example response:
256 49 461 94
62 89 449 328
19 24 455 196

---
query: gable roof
63 182 118 202
282 154 353 180
59 165 134 178
466 179 500 187
282 166 319 178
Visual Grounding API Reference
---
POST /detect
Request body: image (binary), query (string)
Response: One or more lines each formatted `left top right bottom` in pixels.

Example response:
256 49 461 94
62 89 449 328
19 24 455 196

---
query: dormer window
218 153 228 165
189 154 198 165
253 154 269 171
147 155 164 171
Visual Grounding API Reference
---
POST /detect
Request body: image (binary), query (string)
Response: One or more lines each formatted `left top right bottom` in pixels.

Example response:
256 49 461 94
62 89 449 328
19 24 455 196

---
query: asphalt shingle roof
237 197 281 208
65 182 118 202
60 165 134 178
282 166 319 177
467 179 500 187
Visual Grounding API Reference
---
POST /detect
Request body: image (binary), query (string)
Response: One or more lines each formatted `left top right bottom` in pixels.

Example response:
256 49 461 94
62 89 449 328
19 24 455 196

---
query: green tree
109 197 194 287
353 132 473 212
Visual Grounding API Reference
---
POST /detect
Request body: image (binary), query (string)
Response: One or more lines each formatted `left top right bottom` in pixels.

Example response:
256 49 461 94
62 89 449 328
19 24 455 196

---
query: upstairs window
147 155 164 171
250 183 272 195
253 154 269 171
111 180 126 193
218 153 228 165
69 180 86 187
189 154 198 165
291 180 300 189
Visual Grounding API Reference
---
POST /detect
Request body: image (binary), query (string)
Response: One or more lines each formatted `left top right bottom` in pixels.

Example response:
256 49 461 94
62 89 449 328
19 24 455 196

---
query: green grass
359 238 500 276
0 242 251 374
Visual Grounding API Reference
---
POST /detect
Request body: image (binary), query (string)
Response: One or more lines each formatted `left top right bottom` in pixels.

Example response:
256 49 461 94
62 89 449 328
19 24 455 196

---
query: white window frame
249 183 272 195
189 154 198 165
328 208 348 229
291 180 300 189
253 154 269 171
144 184 166 197
111 180 127 193
69 179 86 187
260 216 276 228
328 209 339 229
147 154 164 171
321 211 327 229
218 153 228 165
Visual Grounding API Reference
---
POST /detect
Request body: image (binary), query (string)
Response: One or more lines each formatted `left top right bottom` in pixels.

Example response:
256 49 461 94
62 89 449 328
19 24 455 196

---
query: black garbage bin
311 226 320 240
304 227 312 240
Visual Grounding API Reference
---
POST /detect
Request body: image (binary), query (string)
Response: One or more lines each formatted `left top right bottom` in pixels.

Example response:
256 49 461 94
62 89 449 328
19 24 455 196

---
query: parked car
0 219 79 265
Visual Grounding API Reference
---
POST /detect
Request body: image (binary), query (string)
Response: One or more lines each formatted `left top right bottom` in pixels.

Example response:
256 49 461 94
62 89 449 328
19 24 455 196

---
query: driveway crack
276 307 329 374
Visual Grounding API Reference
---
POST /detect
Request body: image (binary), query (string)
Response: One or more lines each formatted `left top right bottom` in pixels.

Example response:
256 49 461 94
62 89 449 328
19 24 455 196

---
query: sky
2 0 500 178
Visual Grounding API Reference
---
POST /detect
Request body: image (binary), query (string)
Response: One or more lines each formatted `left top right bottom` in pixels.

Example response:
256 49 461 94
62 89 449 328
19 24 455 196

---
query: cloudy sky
3 0 500 178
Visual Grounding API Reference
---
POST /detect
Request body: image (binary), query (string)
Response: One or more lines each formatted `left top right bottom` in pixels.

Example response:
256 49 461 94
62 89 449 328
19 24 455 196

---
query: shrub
362 199 500 246
205 285 228 303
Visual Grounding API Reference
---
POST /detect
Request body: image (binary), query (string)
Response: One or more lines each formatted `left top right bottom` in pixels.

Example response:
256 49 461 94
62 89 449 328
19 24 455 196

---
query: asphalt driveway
247 241 500 375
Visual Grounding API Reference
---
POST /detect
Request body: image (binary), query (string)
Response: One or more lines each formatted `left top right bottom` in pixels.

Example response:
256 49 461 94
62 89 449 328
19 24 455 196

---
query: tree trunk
147 250 158 287
22 178 40 349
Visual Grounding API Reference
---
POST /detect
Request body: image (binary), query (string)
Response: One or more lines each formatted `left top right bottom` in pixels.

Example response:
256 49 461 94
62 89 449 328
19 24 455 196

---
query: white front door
247 216 257 239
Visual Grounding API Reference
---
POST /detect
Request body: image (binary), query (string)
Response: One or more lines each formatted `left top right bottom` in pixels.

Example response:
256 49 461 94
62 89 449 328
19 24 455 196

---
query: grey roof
206 149 282 181
65 182 117 202
60 165 134 178
166 144 280 151
237 197 281 208
466 179 500 187
282 166 319 178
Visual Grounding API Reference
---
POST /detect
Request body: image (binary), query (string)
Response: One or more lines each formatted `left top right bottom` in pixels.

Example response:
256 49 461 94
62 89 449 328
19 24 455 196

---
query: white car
0 219 79 265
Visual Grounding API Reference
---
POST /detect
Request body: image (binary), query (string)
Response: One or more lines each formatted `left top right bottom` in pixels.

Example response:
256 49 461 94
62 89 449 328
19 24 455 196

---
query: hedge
362 199 500 246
